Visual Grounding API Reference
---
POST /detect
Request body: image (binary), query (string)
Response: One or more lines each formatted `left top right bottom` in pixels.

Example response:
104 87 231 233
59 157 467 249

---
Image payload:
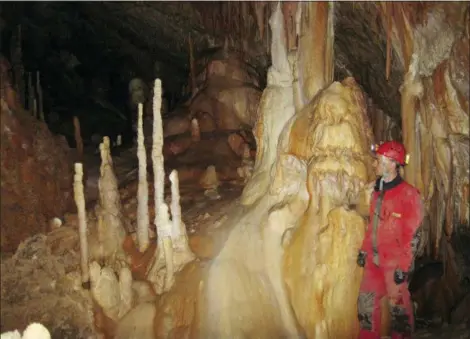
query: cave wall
380 2 469 256
1 56 74 253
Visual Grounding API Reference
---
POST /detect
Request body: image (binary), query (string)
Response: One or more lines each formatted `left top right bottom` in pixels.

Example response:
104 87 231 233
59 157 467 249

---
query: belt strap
372 190 385 266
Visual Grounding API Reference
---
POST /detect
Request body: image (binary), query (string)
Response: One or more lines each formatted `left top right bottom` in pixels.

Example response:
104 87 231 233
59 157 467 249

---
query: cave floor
1 145 468 338
414 323 470 338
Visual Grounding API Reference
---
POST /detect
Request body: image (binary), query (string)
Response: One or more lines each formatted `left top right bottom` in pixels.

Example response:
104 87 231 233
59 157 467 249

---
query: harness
372 179 385 266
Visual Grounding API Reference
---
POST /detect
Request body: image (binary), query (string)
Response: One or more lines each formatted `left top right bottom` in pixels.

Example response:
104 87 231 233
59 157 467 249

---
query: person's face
375 155 396 177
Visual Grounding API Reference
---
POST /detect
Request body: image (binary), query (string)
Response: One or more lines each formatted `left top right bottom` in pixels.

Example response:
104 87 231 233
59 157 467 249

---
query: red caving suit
358 175 424 339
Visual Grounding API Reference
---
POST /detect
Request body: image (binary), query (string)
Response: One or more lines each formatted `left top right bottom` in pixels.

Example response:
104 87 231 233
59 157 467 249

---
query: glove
357 251 367 268
394 269 408 285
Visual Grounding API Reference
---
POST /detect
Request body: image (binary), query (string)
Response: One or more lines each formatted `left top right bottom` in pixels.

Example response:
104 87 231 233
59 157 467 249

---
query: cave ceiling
1 2 407 120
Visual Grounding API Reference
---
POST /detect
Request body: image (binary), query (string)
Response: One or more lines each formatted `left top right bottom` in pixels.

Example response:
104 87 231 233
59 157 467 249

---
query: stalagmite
241 2 295 205
36 71 44 122
401 54 424 189
146 78 175 294
137 103 150 252
27 72 34 113
169 169 195 268
200 165 221 200
73 116 84 159
33 98 37 119
73 162 90 288
11 24 25 107
169 170 183 240
117 266 134 318
283 78 374 339
151 79 165 223
191 118 200 142
237 144 254 183
97 136 127 266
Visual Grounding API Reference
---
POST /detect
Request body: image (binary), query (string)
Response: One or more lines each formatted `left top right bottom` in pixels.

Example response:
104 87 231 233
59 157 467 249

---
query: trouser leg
384 268 414 339
358 263 386 339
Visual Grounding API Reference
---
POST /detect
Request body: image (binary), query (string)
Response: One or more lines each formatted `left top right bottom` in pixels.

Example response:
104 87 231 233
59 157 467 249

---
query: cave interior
0 1 469 339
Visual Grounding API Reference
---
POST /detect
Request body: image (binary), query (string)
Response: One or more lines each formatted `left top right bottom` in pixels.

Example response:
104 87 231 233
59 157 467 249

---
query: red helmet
374 141 408 165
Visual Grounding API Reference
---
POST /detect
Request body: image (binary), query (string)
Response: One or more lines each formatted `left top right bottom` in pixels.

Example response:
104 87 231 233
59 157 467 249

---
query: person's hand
394 269 408 285
357 251 367 267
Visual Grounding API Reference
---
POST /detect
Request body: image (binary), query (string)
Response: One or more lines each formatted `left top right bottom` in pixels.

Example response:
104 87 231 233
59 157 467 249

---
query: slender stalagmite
169 169 195 268
169 170 182 239
137 103 150 252
33 98 37 119
73 163 90 288
73 116 84 159
152 79 165 218
151 79 174 288
191 118 201 142
36 71 44 122
11 25 25 107
160 203 174 290
27 72 34 113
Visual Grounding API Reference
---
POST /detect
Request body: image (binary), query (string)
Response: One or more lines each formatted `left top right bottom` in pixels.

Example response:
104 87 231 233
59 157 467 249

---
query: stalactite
385 2 393 80
444 148 455 238
137 103 150 252
417 113 434 207
401 54 423 189
297 2 335 103
254 2 266 41
73 163 90 288
282 2 298 52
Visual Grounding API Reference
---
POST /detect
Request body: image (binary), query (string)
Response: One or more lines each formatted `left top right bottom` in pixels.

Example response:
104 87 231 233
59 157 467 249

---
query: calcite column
297 2 335 103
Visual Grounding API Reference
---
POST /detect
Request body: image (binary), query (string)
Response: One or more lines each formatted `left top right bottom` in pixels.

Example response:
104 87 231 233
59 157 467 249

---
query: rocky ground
414 323 470 339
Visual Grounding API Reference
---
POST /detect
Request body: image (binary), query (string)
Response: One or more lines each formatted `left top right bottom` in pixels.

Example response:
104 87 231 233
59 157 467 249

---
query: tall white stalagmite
159 203 175 290
150 78 174 292
152 79 166 220
73 162 90 287
169 170 182 239
137 103 150 252
170 169 195 266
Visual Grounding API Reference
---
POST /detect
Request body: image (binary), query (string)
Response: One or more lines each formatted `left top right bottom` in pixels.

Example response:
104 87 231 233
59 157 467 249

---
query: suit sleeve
399 188 425 272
